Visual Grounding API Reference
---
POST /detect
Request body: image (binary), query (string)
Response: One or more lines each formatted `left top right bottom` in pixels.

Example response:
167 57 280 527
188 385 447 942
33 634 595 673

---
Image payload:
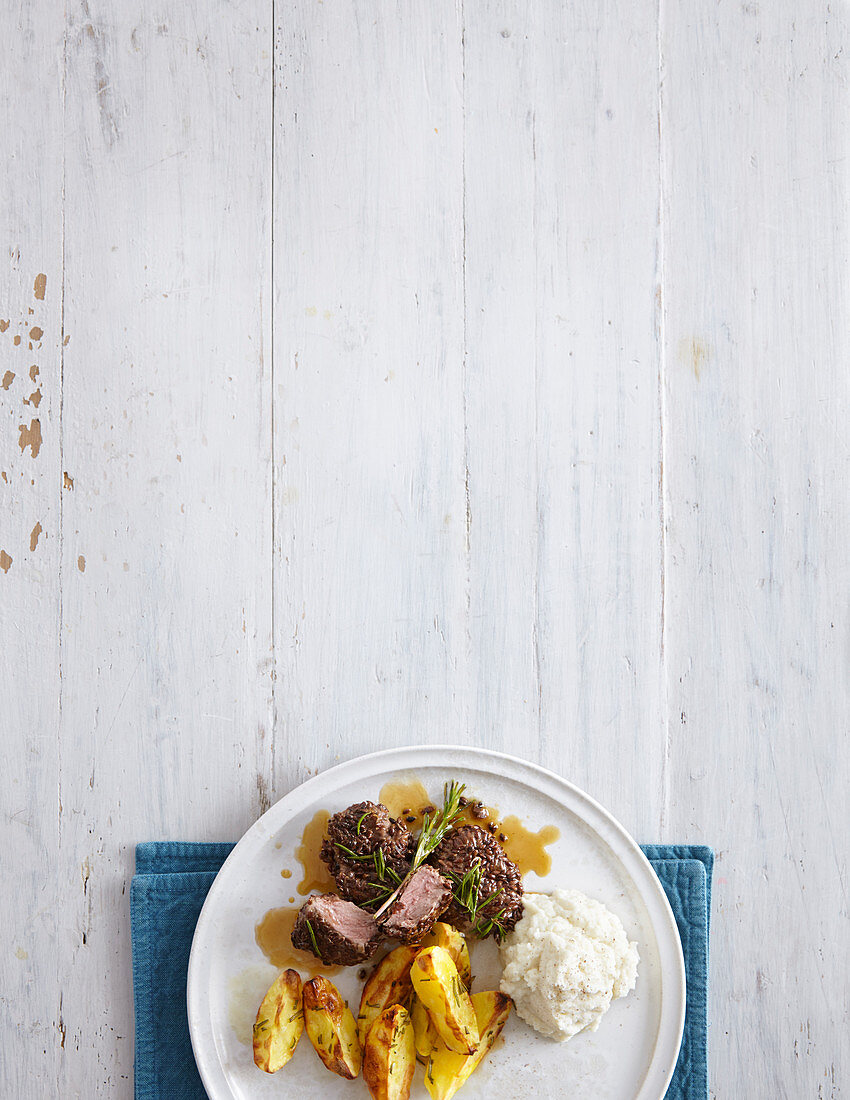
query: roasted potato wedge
410 946 479 1055
424 991 513 1100
411 994 438 1063
303 975 362 1079
357 945 419 1046
419 923 471 988
252 968 304 1073
362 1004 416 1100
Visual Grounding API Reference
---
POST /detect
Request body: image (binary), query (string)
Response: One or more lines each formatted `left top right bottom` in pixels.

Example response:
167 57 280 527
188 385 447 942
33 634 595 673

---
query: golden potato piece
252 968 304 1073
303 975 362 1079
410 946 479 1055
419 923 471 988
357 945 419 1047
411 995 438 1063
424 991 513 1100
362 1004 416 1100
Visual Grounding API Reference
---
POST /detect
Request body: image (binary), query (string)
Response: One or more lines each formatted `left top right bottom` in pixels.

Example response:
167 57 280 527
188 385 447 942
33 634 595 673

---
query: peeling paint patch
24 388 42 407
29 364 39 382
0 319 9 332
64 472 74 490
18 419 42 458
33 273 47 300
1 370 14 390
78 555 86 573
29 326 43 342
13 335 20 346
0 550 12 573
30 522 43 552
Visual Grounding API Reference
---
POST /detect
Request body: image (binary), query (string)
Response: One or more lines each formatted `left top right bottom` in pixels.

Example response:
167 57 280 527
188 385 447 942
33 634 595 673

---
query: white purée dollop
499 889 639 1041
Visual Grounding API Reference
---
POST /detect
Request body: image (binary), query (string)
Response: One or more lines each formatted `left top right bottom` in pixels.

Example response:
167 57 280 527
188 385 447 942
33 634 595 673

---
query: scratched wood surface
0 2 845 1097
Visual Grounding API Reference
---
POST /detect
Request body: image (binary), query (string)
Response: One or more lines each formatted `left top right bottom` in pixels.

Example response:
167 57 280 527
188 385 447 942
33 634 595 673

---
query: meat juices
430 825 524 936
321 801 414 909
291 893 383 966
378 866 453 943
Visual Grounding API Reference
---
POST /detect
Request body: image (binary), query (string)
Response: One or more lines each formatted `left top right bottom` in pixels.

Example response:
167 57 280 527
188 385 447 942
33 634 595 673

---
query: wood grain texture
0 0 847 1096
660 2 849 1094
272 1 468 789
0 3 65 1094
35 1 271 1093
466 0 663 835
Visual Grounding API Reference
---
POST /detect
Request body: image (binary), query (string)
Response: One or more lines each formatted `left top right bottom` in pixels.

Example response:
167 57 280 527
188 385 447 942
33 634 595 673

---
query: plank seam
56 3 69 1087
270 0 277 793
461 1 471 737
656 0 670 837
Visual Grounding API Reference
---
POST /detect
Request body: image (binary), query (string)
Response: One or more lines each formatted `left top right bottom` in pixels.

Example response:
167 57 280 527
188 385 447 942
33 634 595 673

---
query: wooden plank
0 2 65 1094
661 2 849 1093
54 1 271 1091
462 3 540 755
272 1 467 785
462 1 664 835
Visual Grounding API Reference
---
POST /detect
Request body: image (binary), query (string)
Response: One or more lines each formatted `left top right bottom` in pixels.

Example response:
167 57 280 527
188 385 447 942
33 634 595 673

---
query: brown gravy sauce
294 809 334 895
254 809 337 979
254 906 343 977
381 777 560 878
378 778 432 833
498 815 560 878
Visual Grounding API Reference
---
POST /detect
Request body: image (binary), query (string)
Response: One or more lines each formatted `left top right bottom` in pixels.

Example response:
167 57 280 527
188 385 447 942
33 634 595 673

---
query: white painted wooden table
1 2 846 1096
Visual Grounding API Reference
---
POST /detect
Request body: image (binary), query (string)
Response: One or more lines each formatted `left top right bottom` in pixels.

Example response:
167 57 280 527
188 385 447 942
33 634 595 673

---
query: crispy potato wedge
419 923 471 988
424 991 513 1100
252 968 304 1073
303 975 362 1079
410 947 479 1055
411 994 438 1063
357 945 419 1047
362 1004 416 1100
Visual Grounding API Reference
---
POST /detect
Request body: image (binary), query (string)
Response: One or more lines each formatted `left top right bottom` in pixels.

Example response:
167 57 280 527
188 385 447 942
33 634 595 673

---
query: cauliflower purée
499 889 639 1041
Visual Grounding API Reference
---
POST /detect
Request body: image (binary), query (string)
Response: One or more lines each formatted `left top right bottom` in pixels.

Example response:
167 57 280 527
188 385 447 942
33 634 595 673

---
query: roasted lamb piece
429 824 524 937
290 893 384 966
321 801 414 909
377 865 453 943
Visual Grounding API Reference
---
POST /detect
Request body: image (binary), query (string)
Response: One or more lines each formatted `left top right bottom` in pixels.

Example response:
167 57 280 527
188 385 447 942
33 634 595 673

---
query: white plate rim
187 744 686 1100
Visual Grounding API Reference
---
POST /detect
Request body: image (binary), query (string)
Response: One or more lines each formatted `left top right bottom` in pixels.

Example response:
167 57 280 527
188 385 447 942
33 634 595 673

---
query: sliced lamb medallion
378 866 453 943
291 893 384 966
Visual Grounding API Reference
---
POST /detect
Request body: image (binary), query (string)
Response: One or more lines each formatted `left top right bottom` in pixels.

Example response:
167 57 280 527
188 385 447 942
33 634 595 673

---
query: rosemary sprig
365 880 396 901
410 781 467 868
473 906 508 942
373 780 466 918
448 857 509 942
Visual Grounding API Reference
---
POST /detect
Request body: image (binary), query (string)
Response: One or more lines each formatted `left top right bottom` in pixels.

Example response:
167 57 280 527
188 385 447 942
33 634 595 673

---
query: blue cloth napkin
131 842 712 1099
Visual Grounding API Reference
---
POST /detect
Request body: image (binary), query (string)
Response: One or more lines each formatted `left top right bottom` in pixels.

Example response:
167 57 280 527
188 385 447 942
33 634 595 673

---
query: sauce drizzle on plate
293 809 334 895
254 906 342 976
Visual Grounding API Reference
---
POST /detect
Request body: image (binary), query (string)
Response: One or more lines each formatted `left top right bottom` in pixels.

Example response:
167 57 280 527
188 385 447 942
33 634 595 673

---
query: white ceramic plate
188 746 685 1100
